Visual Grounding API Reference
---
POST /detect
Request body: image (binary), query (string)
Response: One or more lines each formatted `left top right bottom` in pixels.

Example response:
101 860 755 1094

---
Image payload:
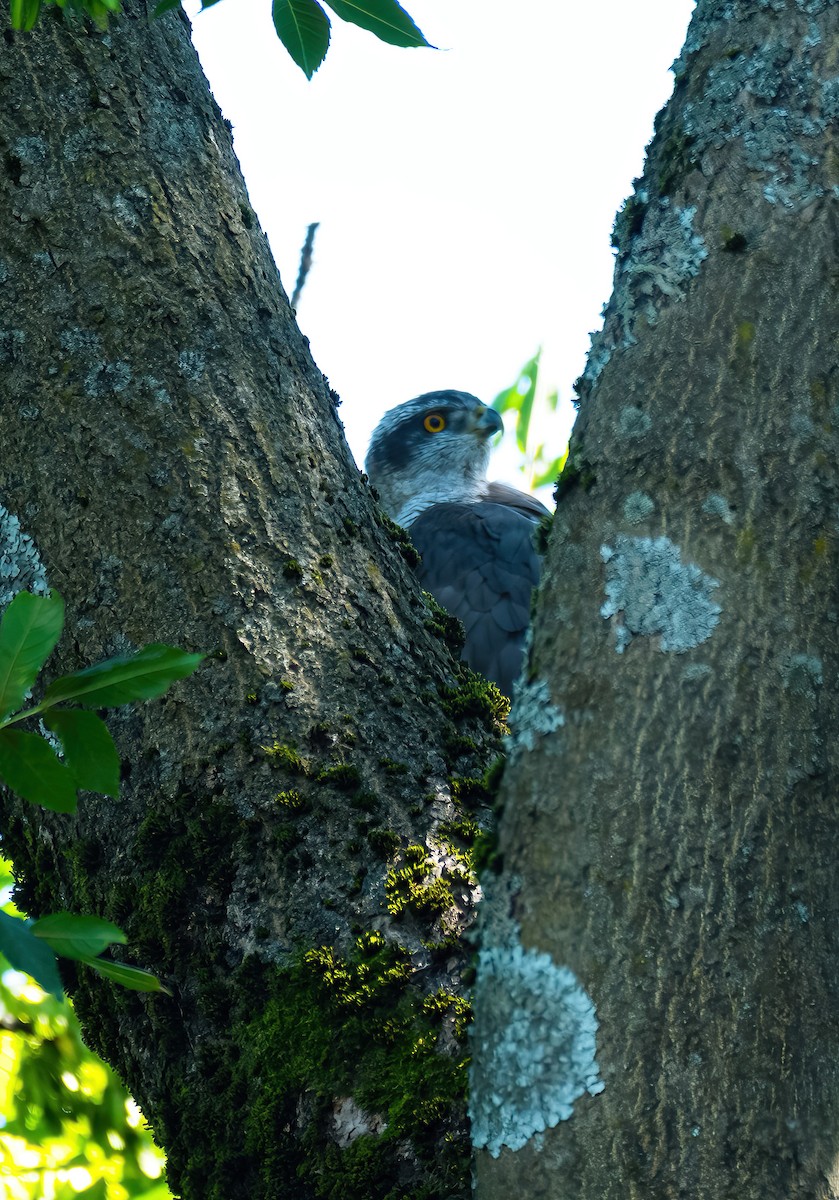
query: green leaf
0 590 65 722
0 729 78 812
532 451 567 489
272 0 331 78
153 0 180 13
0 910 63 997
43 643 204 709
515 350 541 455
79 954 171 995
44 709 120 798
74 1181 108 1200
322 0 429 47
31 912 127 962
10 0 42 30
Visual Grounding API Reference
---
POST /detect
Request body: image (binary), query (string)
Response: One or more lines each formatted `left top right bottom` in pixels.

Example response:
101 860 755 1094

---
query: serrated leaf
10 0 42 30
0 729 78 812
44 709 120 798
43 644 204 709
272 0 331 78
80 954 171 995
323 0 428 47
31 911 126 961
0 910 63 997
0 590 64 722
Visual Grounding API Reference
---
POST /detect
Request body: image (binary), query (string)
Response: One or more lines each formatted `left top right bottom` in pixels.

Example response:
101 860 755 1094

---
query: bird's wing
409 501 542 698
482 480 551 520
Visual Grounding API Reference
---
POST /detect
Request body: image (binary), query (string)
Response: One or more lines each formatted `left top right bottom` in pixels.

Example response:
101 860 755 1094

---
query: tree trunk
472 1 839 1196
0 5 502 1196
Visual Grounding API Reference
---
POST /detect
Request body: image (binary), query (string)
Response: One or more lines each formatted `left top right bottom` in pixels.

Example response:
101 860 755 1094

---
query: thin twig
291 222 320 310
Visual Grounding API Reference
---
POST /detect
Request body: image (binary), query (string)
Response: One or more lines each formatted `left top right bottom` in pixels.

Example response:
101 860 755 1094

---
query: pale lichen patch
584 201 708 387
0 504 48 609
508 679 565 757
601 535 721 654
702 494 735 525
469 934 604 1158
779 653 822 698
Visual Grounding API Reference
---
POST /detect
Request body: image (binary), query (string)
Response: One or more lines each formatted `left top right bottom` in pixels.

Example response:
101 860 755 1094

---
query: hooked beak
470 404 504 440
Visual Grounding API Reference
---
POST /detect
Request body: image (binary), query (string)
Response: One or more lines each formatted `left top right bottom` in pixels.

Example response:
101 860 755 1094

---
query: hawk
365 390 549 698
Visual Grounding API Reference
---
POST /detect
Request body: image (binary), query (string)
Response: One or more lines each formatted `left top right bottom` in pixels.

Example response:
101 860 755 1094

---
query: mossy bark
0 5 501 1196
474 1 839 1196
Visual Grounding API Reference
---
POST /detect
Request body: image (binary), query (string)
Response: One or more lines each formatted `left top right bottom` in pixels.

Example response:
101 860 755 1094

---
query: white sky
186 0 695 486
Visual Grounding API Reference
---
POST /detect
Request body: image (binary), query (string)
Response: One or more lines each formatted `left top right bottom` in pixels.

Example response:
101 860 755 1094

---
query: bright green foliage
385 844 459 919
41 643 204 710
30 913 127 961
0 590 201 998
0 590 64 722
10 0 120 33
271 0 331 78
7 0 428 81
270 0 430 78
0 910 171 1197
322 0 426 47
492 348 569 491
0 910 64 997
43 710 121 800
0 729 79 814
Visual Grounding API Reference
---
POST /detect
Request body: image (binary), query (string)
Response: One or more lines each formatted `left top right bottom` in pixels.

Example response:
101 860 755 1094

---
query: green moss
534 512 553 556
385 847 454 919
376 513 421 568
378 758 408 776
262 742 308 775
283 559 304 581
349 790 379 812
235 935 469 1198
440 674 508 727
367 828 400 859
273 822 301 853
280 679 295 692
611 191 648 250
442 730 478 761
317 763 362 791
720 226 748 253
421 592 465 656
275 790 306 811
420 989 471 1040
555 435 597 501
656 128 697 196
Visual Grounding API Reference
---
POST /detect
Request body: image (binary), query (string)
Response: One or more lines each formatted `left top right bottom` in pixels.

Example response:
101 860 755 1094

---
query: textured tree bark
0 5 502 1196
471 1 839 1196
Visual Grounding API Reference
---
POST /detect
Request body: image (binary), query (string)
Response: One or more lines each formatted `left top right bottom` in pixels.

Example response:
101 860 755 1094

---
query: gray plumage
366 390 548 698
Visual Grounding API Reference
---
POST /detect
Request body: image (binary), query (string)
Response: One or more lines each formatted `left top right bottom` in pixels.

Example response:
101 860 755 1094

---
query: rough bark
472 1 839 1196
0 5 502 1197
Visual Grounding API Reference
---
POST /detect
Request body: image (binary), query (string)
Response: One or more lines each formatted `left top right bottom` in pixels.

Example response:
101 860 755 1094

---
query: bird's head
365 390 503 526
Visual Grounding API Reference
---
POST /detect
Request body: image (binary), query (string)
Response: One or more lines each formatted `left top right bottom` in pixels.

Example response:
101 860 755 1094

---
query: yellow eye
423 413 446 433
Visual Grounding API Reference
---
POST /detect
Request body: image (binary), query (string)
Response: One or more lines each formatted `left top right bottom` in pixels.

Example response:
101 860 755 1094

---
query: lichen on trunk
474 1 839 1196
